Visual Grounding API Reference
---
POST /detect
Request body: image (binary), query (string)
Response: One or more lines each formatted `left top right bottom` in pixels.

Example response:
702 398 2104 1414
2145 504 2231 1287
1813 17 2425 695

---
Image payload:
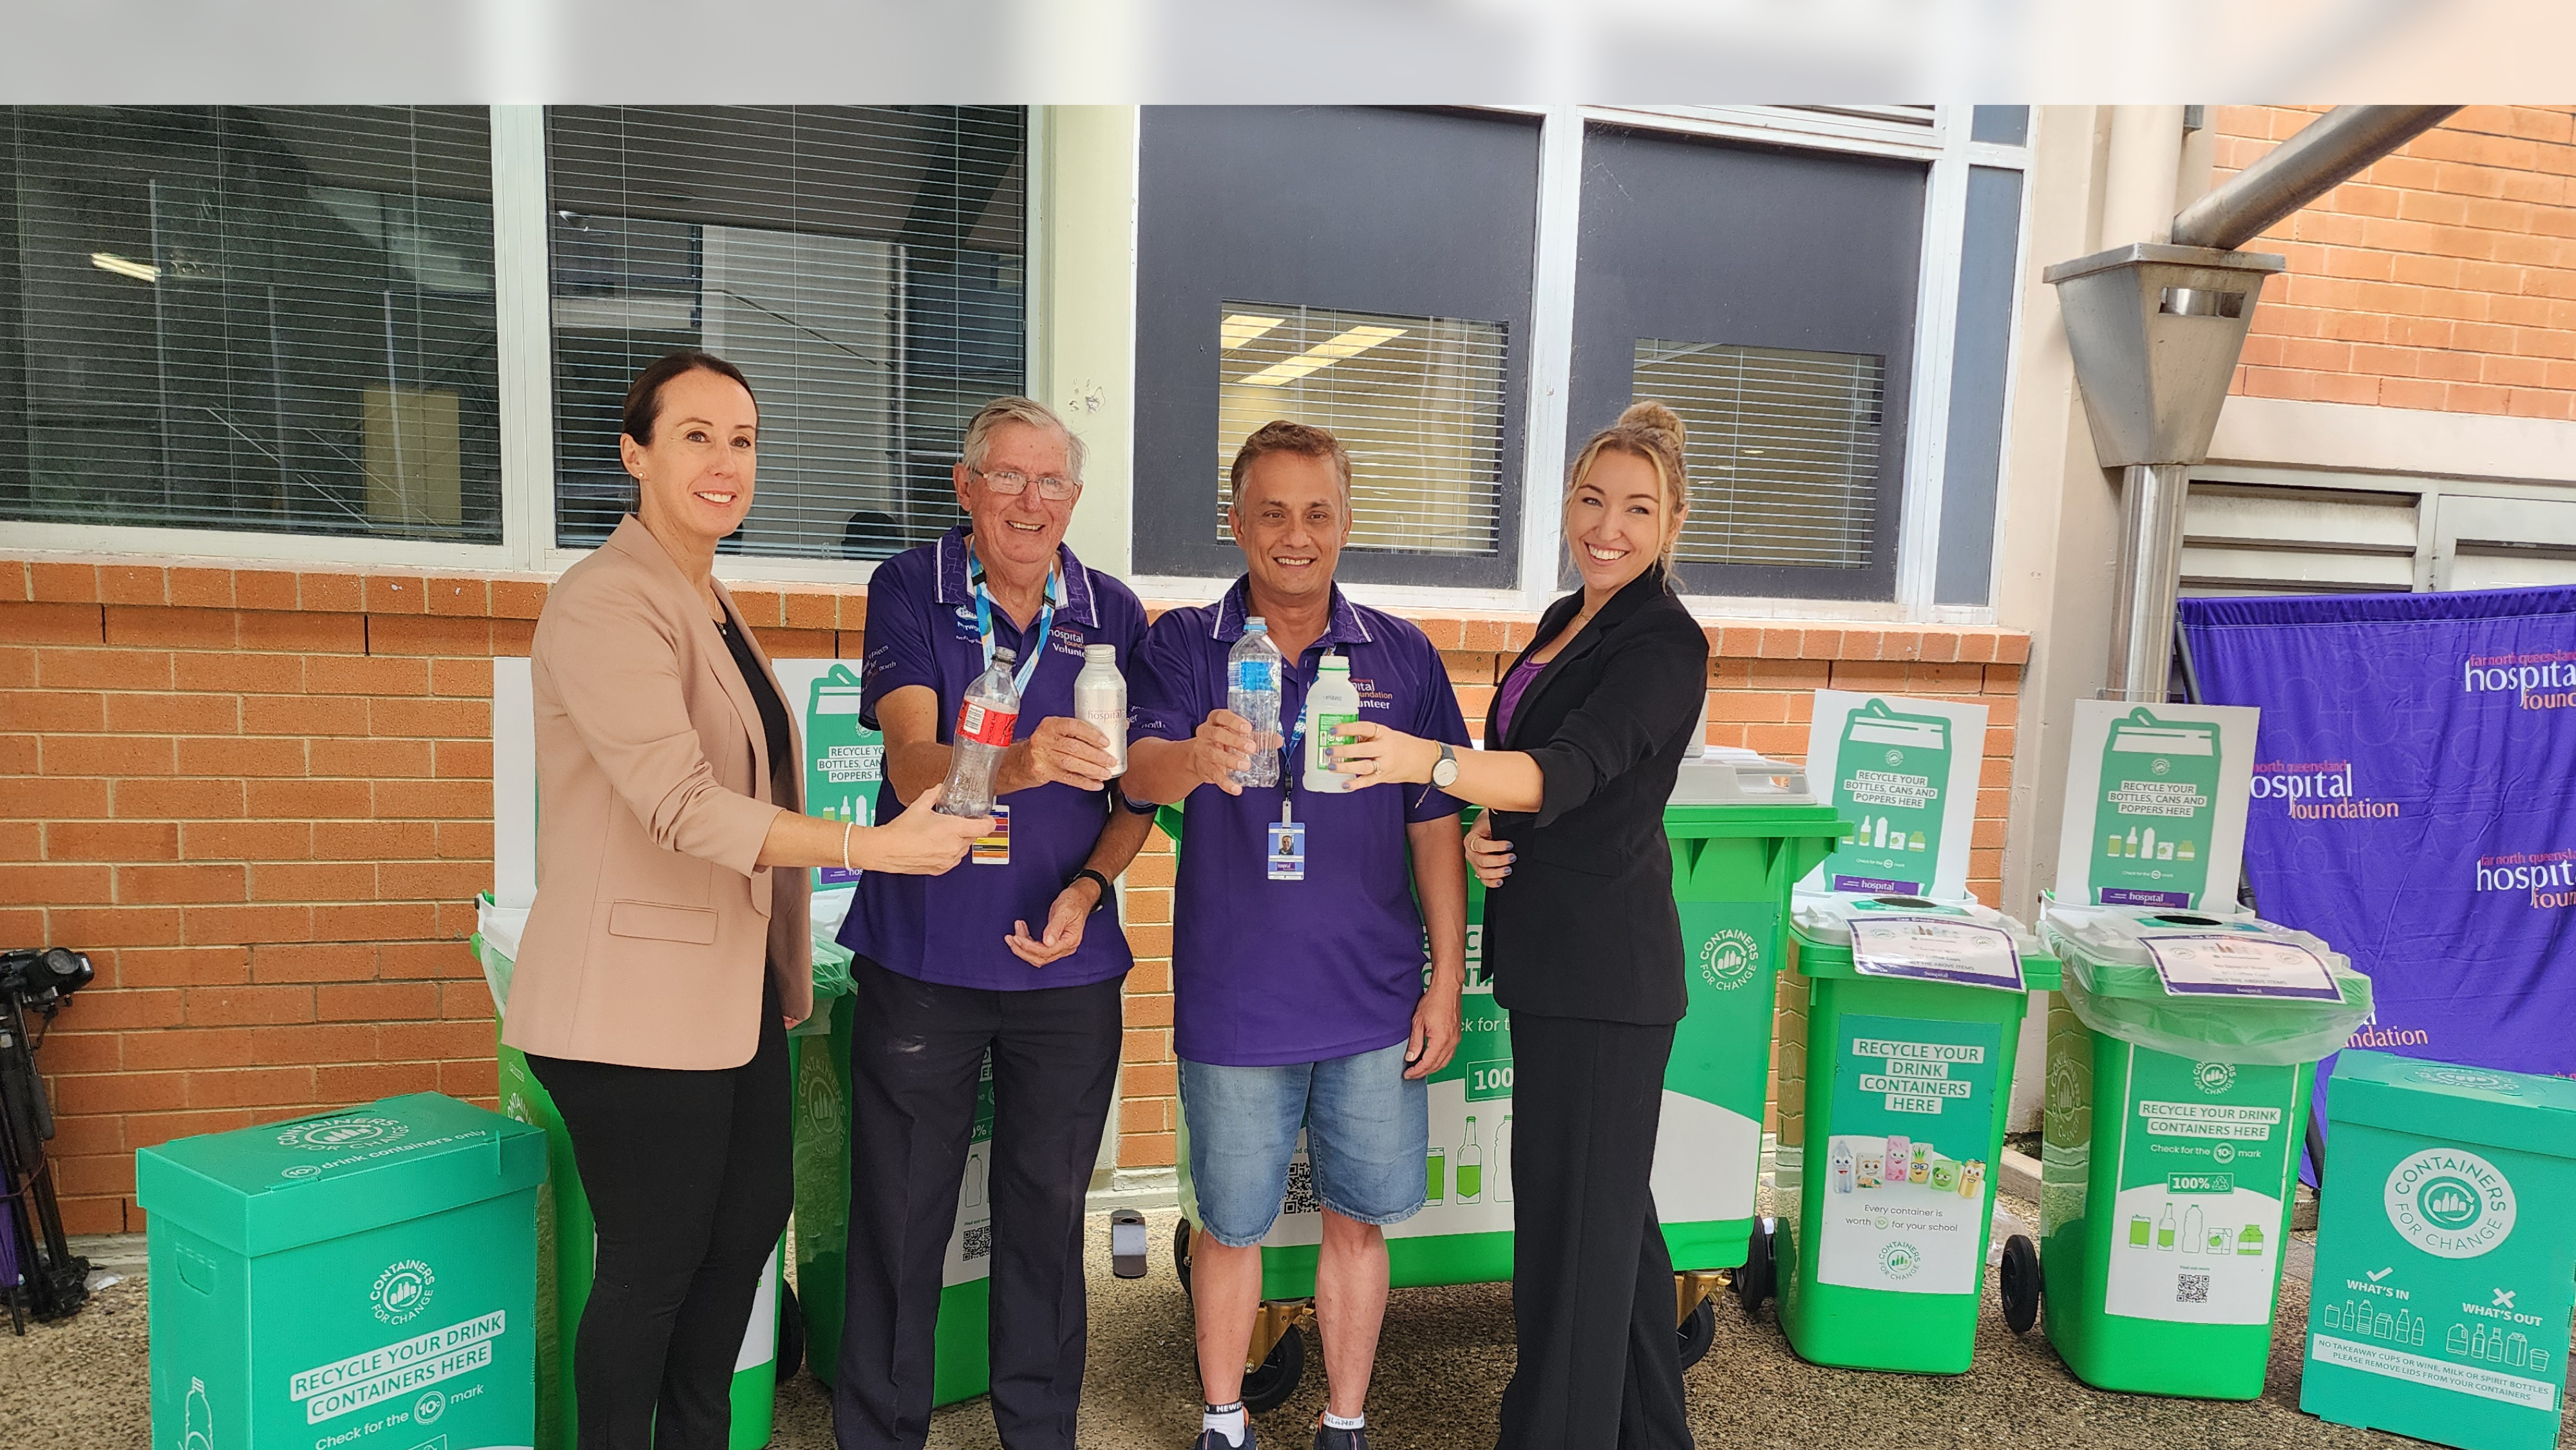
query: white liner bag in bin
477 893 529 1011
2039 903 2373 1066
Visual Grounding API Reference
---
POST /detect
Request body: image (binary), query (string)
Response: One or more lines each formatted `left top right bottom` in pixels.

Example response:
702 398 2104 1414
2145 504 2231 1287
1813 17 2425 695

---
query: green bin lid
2328 1050 2576 1162
1788 891 2062 991
137 1093 545 1257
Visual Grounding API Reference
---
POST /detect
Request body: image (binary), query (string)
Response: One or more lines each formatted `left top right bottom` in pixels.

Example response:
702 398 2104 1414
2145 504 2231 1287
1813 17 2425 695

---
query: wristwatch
1070 867 1115 912
1430 743 1461 789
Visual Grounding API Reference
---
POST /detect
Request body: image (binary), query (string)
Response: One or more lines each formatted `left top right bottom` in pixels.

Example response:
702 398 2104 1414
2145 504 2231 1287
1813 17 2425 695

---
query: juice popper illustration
1831 1140 1856 1194
1857 1153 1882 1190
2090 708 2222 909
1909 1143 1932 1184
1827 699 1953 894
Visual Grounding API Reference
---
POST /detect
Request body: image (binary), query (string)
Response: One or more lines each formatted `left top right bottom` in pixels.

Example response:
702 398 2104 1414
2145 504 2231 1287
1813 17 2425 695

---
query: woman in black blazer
1340 402 1709 1449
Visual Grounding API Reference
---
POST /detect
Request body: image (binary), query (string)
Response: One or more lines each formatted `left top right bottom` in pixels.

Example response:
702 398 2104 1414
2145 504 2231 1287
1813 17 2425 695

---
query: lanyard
968 549 1060 700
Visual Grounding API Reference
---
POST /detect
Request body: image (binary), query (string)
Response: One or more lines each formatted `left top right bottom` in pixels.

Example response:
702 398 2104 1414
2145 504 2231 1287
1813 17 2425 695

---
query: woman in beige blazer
504 352 987 1450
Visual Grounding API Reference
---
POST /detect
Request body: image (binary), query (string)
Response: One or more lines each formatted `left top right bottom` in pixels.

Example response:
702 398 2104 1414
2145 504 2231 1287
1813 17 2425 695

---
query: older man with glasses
833 397 1153 1450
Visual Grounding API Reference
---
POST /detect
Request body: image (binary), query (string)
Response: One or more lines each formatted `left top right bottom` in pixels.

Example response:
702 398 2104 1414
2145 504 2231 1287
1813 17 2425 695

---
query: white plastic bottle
936 648 1021 817
1074 643 1128 776
1227 618 1284 788
1302 654 1361 792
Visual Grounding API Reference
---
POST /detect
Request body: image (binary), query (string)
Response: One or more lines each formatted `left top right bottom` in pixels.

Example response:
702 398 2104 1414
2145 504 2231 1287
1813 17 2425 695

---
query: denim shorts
1179 1040 1428 1247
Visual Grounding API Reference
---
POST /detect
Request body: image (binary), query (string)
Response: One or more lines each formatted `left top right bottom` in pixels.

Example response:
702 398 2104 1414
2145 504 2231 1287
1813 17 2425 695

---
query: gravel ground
8 1209 2557 1450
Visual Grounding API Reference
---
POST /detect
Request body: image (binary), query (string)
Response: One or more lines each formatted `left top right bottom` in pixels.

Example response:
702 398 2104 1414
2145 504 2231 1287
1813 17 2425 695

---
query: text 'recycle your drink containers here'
1229 617 1284 789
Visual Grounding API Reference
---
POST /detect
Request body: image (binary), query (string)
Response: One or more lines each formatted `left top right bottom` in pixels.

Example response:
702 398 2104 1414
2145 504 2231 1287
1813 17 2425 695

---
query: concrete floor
5 1204 2556 1450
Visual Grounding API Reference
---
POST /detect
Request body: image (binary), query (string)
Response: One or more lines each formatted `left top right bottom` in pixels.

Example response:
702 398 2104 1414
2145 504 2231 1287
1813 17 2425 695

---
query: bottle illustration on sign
1828 699 1951 893
1426 1142 1445 1203
2155 1205 2178 1250
964 1146 988 1209
2092 708 2221 909
1495 1116 1513 1203
184 1377 213 1450
1457 1118 1483 1202
2129 1212 2153 1247
2181 1204 2205 1257
2237 1222 2264 1255
1830 1140 1855 1194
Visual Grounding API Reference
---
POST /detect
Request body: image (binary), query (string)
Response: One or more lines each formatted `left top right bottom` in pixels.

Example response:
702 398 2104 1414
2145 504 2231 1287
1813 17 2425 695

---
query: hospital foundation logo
2385 1149 2515 1259
372 1258 437 1324
1696 928 1761 991
277 1115 409 1153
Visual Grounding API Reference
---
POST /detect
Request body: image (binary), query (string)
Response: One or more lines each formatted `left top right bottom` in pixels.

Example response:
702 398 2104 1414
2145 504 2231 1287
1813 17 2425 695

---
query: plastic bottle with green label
1826 699 1951 894
1303 654 1361 793
2090 708 2221 909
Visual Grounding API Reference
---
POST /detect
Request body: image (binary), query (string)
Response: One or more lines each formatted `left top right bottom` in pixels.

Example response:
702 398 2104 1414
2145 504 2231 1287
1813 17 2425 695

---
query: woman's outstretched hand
853 788 992 875
1330 721 1439 786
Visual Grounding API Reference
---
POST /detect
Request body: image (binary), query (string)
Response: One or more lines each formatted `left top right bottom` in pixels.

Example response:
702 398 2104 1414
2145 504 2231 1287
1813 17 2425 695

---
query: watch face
1432 757 1459 787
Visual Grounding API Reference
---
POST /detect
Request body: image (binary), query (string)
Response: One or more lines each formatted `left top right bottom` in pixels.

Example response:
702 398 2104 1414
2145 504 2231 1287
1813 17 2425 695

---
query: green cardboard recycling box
139 1094 547 1450
2303 1051 2576 1450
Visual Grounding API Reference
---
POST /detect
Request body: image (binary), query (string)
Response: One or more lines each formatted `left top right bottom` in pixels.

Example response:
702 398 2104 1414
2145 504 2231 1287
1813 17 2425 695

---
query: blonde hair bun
1616 400 1687 448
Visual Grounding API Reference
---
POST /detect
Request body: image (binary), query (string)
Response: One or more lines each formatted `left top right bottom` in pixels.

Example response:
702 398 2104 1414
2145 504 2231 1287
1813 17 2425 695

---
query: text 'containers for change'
2302 1051 2576 1450
1773 894 2058 1374
139 1094 544 1450
2026 904 2370 1398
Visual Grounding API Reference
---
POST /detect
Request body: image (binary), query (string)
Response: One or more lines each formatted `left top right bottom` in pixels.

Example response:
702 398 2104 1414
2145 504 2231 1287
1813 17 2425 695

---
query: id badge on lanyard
1267 798 1305 881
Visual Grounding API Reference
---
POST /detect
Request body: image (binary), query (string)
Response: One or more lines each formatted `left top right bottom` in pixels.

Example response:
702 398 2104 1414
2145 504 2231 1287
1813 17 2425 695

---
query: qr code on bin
963 1224 992 1261
2176 1273 2210 1304
1280 1156 1319 1217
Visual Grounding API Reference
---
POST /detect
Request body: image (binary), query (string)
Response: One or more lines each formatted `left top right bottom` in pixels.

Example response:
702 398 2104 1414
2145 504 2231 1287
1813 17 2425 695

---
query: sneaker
1312 1426 1368 1450
1193 1429 1255 1450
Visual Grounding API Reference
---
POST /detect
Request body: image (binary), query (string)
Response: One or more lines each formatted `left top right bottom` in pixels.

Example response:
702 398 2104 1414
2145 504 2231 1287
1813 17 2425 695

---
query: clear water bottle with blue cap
1227 618 1283 788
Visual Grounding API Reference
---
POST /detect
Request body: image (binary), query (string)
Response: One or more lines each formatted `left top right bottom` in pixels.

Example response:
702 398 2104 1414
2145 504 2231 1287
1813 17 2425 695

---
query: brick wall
3 554 2025 1224
2217 105 2576 419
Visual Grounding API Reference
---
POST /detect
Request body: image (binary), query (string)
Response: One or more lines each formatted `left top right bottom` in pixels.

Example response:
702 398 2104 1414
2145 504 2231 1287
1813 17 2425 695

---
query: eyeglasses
971 467 1080 502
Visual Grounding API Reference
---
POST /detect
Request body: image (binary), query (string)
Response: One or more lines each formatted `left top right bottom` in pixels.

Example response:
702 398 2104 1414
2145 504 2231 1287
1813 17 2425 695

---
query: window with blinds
0 107 500 541
546 106 1026 560
1633 339 1886 571
1215 302 1508 555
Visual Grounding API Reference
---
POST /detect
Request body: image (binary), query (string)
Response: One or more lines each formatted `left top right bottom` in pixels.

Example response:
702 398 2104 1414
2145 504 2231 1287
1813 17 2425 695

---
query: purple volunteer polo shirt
1131 578 1470 1067
838 525 1149 991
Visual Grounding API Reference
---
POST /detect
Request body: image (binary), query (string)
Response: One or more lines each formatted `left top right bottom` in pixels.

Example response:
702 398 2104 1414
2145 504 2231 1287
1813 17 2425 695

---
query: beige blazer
501 516 814 1070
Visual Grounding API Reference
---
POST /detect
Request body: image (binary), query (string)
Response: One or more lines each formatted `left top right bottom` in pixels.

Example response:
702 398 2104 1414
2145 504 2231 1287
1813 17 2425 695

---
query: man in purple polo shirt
834 397 1153 1450
1126 420 1468 1450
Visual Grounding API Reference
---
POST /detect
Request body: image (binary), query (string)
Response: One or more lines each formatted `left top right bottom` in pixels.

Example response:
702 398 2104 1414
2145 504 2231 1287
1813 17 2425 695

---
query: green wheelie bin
139 1093 545 1450
1166 752 1845 1409
1767 892 2060 1374
2006 903 2369 1398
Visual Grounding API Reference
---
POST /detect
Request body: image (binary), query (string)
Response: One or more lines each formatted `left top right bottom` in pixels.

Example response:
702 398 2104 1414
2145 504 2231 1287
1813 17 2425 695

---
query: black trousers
1498 1013 1692 1450
833 955 1123 1450
527 977 792 1450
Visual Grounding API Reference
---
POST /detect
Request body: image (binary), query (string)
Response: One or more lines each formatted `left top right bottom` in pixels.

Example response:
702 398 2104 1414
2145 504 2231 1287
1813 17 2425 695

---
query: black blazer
1481 567 1711 1025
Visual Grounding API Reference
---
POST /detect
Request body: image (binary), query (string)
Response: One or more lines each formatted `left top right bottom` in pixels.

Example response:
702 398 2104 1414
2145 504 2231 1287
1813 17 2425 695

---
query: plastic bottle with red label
937 646 1020 818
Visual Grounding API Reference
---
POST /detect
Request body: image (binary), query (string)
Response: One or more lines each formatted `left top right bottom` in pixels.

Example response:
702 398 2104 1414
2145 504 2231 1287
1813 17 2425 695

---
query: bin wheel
1175 1218 1196 1298
777 1280 806 1383
1676 1295 1718 1369
1732 1216 1777 1315
1999 1234 2041 1335
1240 1324 1307 1415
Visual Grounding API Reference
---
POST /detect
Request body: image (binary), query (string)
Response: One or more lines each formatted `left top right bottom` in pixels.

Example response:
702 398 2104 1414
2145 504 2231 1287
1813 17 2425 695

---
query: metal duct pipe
2105 464 2193 702
2171 105 2461 252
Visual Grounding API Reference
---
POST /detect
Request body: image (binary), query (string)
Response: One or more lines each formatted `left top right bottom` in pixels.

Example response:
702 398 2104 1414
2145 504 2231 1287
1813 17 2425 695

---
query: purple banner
2179 587 2576 1167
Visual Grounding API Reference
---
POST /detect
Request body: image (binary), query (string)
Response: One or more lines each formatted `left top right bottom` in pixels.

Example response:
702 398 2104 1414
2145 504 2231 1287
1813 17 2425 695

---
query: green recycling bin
475 909 788 1450
2018 904 2371 1398
1772 892 2060 1374
1164 753 1844 1408
786 928 998 1407
139 1094 544 1450
2301 1051 2576 1450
